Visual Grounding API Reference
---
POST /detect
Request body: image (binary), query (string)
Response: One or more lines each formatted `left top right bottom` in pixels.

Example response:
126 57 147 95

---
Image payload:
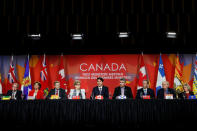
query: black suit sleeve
171 89 176 99
157 89 162 99
135 90 141 99
90 88 95 99
178 93 184 99
46 90 53 99
128 87 133 99
112 88 118 99
150 89 155 99
61 89 67 99
104 87 109 99
190 91 194 95
17 91 22 100
6 90 11 96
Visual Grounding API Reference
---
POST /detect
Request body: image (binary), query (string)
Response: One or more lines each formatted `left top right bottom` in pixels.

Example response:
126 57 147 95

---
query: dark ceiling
0 0 196 54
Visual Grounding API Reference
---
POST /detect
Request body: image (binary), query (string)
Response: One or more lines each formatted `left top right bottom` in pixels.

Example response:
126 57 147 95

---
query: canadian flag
40 54 48 90
137 54 148 90
58 55 68 93
95 95 104 100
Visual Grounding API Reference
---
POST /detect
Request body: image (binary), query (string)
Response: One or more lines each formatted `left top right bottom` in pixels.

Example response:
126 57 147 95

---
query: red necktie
55 89 58 95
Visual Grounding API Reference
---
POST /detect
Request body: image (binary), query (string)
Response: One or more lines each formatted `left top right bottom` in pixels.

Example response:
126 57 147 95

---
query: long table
0 100 197 128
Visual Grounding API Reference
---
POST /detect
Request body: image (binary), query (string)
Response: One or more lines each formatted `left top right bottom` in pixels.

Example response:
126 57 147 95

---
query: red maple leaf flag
58 55 68 93
137 54 148 90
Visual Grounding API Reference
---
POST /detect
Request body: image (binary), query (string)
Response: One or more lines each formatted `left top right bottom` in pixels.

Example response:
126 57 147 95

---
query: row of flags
1 54 197 96
137 54 197 95
0 55 68 98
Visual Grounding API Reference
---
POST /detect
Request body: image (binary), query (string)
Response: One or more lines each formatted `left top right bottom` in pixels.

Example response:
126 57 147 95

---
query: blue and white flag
156 55 166 95
21 56 32 99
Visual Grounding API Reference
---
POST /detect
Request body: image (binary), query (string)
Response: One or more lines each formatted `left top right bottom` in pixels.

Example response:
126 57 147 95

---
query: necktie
99 87 102 94
12 91 15 99
55 89 58 95
144 89 147 95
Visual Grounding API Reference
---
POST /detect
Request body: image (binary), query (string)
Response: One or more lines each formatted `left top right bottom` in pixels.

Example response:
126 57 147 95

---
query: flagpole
27 54 29 61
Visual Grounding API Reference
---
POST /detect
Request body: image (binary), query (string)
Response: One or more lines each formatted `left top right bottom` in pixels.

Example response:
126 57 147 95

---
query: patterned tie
99 87 102 94
55 89 58 95
12 91 15 99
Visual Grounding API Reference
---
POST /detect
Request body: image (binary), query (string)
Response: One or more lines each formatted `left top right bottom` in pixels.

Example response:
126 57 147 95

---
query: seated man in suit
136 80 155 99
90 77 109 99
47 81 67 99
6 82 22 100
157 81 176 99
112 78 133 99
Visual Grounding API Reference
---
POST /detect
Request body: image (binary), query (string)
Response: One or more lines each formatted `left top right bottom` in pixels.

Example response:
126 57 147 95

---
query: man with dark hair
6 82 22 100
90 77 109 99
112 78 133 99
136 80 155 99
97 77 104 82
47 81 67 99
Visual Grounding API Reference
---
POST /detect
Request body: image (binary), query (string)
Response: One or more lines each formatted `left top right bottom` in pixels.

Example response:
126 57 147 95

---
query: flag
0 73 2 94
58 55 68 93
193 54 197 95
40 54 48 90
137 54 148 89
7 56 17 91
21 56 32 99
156 55 166 95
174 54 184 91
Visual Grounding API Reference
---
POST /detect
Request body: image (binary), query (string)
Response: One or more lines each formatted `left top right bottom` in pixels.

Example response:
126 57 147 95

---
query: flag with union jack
40 54 48 90
7 56 17 91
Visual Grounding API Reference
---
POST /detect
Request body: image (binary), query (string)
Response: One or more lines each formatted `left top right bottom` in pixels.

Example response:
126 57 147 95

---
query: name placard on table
142 95 150 99
95 95 103 100
165 94 173 99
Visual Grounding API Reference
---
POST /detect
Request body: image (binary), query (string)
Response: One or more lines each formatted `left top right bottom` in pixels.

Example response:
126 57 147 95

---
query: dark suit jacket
112 86 133 99
90 86 109 99
6 90 22 100
136 88 155 99
47 88 67 99
157 88 176 99
178 91 194 99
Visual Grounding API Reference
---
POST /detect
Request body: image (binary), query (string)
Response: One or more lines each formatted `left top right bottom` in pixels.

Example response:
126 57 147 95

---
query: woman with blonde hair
69 80 86 99
178 83 194 99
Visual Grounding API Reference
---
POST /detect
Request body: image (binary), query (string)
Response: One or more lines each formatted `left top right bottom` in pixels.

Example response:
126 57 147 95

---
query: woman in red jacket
28 82 44 100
